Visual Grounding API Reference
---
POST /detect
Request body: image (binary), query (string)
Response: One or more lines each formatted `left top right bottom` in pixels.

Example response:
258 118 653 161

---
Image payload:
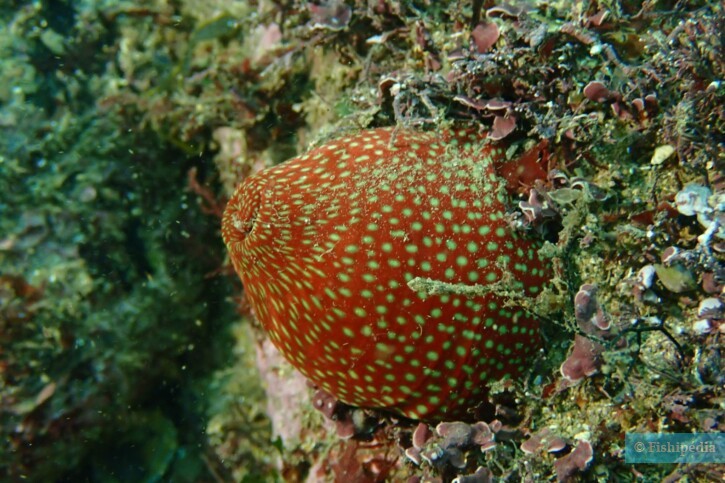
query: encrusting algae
222 127 550 421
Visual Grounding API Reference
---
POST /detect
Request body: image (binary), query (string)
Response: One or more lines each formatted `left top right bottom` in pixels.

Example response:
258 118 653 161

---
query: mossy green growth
0 2 245 480
0 100 239 480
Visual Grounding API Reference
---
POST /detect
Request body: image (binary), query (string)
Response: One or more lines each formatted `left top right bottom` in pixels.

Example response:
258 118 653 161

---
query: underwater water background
1 1 723 482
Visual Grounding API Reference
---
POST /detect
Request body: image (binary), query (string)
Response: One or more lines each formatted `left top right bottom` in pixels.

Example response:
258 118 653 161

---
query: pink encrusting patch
222 127 550 421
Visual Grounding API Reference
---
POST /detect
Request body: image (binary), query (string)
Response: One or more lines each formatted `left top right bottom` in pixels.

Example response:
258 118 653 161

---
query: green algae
0 1 244 480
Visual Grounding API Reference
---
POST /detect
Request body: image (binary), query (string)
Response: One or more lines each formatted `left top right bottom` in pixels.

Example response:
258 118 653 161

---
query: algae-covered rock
654 264 698 293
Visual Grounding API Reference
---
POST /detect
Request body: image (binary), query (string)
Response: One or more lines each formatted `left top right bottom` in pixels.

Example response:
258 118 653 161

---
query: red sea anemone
222 127 550 421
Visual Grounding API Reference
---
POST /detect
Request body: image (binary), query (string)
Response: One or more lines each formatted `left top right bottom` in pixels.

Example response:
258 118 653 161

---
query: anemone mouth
241 208 258 236
221 178 263 248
